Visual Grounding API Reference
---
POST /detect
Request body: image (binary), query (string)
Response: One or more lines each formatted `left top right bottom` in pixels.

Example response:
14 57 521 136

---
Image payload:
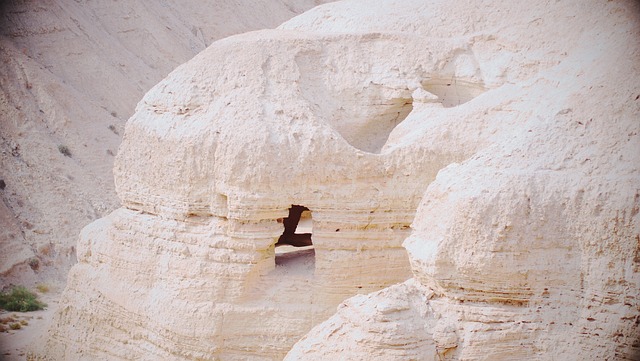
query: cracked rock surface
49 0 640 360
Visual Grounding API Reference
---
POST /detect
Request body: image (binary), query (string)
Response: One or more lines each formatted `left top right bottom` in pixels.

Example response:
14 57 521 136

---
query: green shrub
0 286 47 312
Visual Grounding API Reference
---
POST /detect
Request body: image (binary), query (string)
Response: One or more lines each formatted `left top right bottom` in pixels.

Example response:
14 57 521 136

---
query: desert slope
0 0 329 288
25 0 640 360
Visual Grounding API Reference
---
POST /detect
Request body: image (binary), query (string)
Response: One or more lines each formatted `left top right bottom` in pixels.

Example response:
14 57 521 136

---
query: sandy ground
0 290 59 360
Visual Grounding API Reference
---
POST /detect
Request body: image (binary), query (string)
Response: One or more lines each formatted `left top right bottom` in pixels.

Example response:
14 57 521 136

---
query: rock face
50 0 640 360
48 28 443 360
283 1 640 360
0 0 328 287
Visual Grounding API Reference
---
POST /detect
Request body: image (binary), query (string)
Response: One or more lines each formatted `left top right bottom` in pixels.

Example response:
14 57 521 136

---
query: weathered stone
49 0 640 360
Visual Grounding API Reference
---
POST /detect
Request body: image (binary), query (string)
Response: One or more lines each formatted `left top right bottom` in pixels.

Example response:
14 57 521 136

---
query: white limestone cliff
49 0 640 360
0 0 328 288
284 1 640 360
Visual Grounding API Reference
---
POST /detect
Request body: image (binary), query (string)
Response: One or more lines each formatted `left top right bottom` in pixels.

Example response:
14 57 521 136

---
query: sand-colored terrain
0 0 329 288
45 0 640 360
1 0 639 360
0 1 328 358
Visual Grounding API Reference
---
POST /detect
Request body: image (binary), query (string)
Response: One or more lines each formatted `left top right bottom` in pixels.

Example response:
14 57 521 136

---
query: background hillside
0 0 329 288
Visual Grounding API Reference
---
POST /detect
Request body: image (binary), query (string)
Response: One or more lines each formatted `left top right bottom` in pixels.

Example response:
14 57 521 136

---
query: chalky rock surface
285 1 640 360
0 0 328 287
50 0 640 360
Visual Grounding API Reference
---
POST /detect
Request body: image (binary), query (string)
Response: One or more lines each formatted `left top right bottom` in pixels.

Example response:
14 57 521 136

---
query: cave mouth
275 205 314 262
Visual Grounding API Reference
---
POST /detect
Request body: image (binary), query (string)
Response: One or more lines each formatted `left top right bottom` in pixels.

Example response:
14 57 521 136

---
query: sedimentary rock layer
50 0 639 360
285 1 640 360
0 0 328 287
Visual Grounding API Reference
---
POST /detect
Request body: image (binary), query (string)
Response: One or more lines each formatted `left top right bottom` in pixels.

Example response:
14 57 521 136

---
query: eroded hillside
47 0 640 360
0 0 329 288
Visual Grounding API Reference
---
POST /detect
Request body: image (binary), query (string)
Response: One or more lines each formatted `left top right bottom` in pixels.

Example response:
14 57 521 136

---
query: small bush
58 144 72 157
35 284 49 293
10 322 21 330
0 286 47 312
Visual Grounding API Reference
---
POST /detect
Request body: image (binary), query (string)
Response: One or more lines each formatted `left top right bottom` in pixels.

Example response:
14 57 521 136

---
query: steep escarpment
48 28 480 360
49 0 639 360
285 1 640 360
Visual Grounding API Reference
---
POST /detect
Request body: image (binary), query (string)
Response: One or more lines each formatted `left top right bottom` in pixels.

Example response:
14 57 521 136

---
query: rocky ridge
284 1 640 360
49 0 640 360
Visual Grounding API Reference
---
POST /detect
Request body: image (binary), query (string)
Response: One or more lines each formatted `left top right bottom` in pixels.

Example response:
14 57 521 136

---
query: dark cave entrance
275 205 314 265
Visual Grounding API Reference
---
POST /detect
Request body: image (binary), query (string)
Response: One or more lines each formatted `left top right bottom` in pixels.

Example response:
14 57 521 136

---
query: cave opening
275 205 314 266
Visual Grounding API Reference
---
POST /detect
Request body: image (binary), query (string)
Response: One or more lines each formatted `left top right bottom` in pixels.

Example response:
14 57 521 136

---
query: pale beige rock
49 28 445 359
48 0 640 360
285 0 640 360
0 197 34 276
47 4 489 360
0 0 329 289
0 1 331 359
285 279 437 360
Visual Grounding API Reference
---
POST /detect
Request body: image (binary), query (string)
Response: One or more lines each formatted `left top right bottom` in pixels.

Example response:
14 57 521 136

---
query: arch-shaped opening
275 205 314 266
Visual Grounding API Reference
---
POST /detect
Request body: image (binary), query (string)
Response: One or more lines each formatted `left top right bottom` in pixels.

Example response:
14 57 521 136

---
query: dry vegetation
0 286 47 313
